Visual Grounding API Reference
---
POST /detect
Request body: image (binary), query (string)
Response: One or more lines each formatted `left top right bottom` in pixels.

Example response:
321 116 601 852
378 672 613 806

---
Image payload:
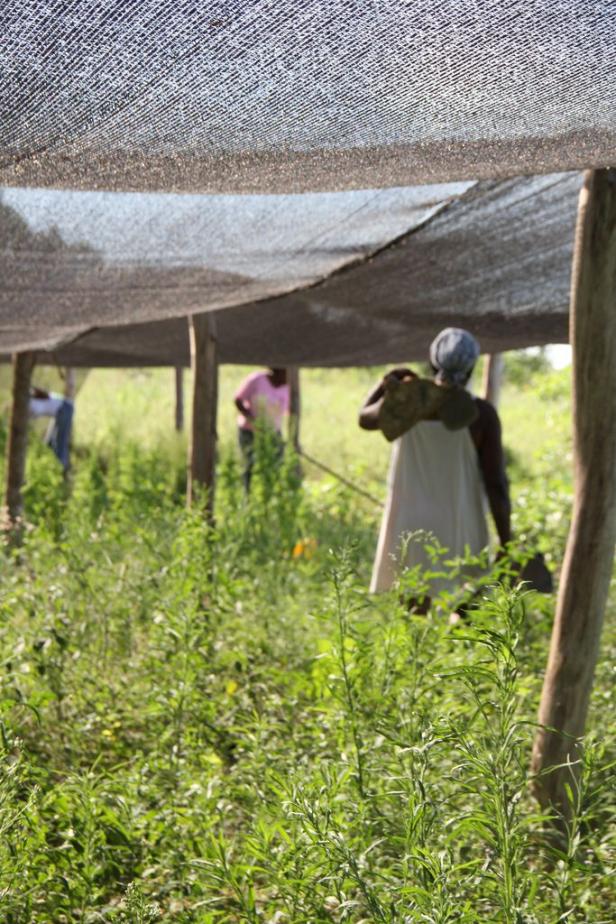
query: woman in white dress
359 329 511 611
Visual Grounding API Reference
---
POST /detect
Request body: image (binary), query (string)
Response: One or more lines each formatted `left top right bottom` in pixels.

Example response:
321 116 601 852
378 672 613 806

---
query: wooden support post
288 366 301 452
531 169 616 819
3 351 36 529
63 367 76 401
174 366 184 432
482 353 504 407
187 314 218 517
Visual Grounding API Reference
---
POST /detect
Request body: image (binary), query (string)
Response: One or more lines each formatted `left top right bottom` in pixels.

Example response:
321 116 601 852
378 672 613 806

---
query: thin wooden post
531 169 616 820
63 367 76 401
482 353 504 407
174 366 184 432
288 366 301 452
3 351 36 529
187 313 218 517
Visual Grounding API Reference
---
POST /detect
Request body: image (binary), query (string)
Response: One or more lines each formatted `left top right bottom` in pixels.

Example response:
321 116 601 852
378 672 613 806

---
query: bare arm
358 381 386 430
235 397 254 420
358 368 414 430
470 399 512 548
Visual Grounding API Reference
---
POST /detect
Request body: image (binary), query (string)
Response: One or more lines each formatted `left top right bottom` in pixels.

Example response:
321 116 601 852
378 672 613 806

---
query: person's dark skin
30 385 51 400
359 366 511 550
234 367 288 421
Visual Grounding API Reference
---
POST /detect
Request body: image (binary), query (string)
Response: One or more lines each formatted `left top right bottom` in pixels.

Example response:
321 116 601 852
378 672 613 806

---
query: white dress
370 420 489 595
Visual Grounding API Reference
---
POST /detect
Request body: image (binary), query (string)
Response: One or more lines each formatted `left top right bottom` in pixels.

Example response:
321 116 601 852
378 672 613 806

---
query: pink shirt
235 371 290 432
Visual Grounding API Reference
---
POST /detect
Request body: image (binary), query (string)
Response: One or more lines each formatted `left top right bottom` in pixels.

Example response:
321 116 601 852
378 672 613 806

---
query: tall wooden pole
187 314 218 518
288 366 301 452
64 367 76 401
482 353 504 407
174 366 184 432
531 169 616 819
3 351 36 529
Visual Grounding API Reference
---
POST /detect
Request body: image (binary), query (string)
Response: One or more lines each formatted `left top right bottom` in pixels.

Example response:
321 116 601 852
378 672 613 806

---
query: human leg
45 400 74 470
238 427 255 492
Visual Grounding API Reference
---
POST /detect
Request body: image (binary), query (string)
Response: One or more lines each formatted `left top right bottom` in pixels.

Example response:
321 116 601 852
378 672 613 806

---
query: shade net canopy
1 1 614 194
0 1 610 365
1 180 474 355
2 173 578 368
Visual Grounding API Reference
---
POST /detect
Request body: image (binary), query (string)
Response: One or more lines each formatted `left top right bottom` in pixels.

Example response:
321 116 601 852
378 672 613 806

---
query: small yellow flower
225 679 239 696
292 537 318 560
292 540 304 558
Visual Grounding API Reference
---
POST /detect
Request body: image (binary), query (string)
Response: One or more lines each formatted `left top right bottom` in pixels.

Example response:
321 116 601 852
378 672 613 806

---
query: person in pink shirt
234 368 290 490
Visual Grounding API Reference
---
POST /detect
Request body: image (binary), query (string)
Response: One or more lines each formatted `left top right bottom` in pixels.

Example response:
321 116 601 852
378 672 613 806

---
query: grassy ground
0 358 613 923
2 356 571 498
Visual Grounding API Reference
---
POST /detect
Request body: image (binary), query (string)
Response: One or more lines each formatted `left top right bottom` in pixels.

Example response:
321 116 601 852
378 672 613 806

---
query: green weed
0 364 613 921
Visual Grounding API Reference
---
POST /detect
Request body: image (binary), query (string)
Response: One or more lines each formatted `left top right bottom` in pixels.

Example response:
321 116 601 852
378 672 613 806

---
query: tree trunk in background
174 366 184 432
3 351 36 529
187 314 218 518
531 168 616 820
288 366 301 452
482 353 504 407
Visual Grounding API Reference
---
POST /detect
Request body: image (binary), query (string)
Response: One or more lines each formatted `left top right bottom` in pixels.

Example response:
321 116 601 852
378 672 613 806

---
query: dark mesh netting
30 174 578 368
1 2 611 364
1 1 614 194
0 181 472 355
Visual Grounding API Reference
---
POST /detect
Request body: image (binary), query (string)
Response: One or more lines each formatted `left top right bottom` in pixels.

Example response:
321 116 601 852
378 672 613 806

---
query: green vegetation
0 361 614 922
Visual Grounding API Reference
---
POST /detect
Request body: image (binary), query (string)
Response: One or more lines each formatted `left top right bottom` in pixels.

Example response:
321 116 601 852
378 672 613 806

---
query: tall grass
0 365 614 921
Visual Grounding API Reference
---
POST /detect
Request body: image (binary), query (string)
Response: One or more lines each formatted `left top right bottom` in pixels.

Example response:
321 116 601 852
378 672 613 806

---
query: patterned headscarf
429 328 480 386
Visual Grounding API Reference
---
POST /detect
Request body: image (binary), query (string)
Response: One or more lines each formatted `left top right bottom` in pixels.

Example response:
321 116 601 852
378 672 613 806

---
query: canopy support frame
3 351 36 531
531 168 616 820
187 313 218 518
482 353 504 407
288 366 301 453
175 366 184 432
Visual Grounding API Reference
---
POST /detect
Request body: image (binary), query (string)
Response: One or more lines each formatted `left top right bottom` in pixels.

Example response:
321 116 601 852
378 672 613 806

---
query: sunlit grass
2 355 613 923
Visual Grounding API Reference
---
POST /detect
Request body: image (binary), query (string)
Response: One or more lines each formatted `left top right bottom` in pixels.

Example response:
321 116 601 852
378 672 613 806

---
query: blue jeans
45 400 74 470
